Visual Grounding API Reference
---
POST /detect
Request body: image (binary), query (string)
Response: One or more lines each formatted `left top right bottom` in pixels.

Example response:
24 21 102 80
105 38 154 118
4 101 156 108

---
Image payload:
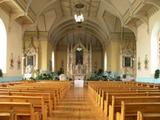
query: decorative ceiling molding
102 0 123 22
145 0 160 9
49 20 108 49
110 32 135 40
49 17 109 41
37 0 57 16
123 0 144 24
0 0 36 24
23 31 48 40
123 0 160 35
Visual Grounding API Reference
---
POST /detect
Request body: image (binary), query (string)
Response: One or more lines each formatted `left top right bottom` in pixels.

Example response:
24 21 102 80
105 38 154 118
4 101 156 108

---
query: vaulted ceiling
1 0 160 47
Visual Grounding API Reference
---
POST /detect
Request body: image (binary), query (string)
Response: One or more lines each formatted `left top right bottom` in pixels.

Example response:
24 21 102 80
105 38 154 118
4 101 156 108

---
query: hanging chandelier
74 13 84 23
74 3 85 23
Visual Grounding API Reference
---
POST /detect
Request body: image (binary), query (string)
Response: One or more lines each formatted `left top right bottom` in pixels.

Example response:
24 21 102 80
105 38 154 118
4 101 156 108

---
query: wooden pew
109 96 160 120
137 111 160 120
103 92 160 117
0 81 71 116
117 101 160 120
0 102 39 120
0 91 52 116
7 81 71 106
0 95 47 120
0 110 15 120
88 81 160 118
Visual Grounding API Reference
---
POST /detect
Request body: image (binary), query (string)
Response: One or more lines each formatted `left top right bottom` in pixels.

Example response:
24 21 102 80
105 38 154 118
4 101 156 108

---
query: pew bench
109 96 160 120
0 102 39 120
0 95 47 120
117 101 160 120
102 91 160 117
137 111 160 120
0 91 52 116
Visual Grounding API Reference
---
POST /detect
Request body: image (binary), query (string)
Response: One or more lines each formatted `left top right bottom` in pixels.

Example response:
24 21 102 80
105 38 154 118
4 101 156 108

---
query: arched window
0 18 7 73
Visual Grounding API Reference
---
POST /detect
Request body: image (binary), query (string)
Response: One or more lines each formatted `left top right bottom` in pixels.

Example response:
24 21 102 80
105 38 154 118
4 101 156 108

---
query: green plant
0 69 3 77
154 69 160 79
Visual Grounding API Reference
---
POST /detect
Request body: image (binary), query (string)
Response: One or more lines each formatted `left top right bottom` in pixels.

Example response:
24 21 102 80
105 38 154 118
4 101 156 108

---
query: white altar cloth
74 80 84 88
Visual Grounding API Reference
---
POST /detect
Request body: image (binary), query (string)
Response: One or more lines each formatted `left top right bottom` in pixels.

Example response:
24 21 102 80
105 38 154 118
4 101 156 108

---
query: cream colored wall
0 8 23 76
106 42 112 71
47 41 53 71
106 40 121 72
55 49 67 72
39 40 48 71
92 50 103 71
111 40 121 72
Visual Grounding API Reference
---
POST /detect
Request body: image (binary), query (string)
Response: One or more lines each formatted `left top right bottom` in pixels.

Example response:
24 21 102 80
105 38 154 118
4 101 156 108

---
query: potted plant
0 69 3 77
154 69 160 79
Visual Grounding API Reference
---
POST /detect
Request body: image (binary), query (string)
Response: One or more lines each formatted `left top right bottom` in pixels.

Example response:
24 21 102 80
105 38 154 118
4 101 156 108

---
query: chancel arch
55 30 104 79
49 19 109 47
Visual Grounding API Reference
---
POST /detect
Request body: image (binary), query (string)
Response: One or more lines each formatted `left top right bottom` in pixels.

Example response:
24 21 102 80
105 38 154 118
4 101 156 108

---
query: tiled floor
49 87 106 120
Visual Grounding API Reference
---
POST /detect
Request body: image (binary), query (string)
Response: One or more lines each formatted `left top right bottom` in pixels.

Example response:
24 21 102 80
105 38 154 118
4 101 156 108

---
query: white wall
0 8 23 76
137 23 151 77
136 10 160 77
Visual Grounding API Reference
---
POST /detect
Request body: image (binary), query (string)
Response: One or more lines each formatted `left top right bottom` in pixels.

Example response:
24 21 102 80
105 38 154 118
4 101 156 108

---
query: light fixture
74 3 85 23
74 13 84 23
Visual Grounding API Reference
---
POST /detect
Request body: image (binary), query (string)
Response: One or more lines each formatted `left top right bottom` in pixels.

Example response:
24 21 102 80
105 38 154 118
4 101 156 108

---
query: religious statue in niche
138 57 141 70
17 56 21 70
76 50 83 65
144 55 149 69
9 53 14 69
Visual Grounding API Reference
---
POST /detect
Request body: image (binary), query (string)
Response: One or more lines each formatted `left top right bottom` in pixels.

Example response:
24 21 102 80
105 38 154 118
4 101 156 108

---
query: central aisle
49 87 106 120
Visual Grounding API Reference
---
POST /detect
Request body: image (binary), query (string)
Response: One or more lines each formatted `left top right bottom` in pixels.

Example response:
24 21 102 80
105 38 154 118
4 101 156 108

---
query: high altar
66 42 92 80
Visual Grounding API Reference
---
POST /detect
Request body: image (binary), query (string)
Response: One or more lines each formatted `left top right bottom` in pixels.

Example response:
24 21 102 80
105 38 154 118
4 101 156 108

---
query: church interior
0 0 160 120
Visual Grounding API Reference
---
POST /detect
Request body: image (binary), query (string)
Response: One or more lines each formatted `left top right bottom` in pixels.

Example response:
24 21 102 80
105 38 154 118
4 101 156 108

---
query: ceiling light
74 3 85 23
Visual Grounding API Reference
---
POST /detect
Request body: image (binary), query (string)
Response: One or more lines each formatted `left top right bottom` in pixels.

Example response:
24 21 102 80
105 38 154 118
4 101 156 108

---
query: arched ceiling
25 0 134 17
1 0 142 46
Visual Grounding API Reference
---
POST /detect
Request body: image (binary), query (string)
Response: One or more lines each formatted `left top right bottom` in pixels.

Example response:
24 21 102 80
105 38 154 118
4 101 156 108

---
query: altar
74 79 84 88
66 42 92 80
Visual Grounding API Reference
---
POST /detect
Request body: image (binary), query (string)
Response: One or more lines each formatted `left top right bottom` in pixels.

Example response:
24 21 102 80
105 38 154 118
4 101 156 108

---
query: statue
144 55 149 69
24 65 33 79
